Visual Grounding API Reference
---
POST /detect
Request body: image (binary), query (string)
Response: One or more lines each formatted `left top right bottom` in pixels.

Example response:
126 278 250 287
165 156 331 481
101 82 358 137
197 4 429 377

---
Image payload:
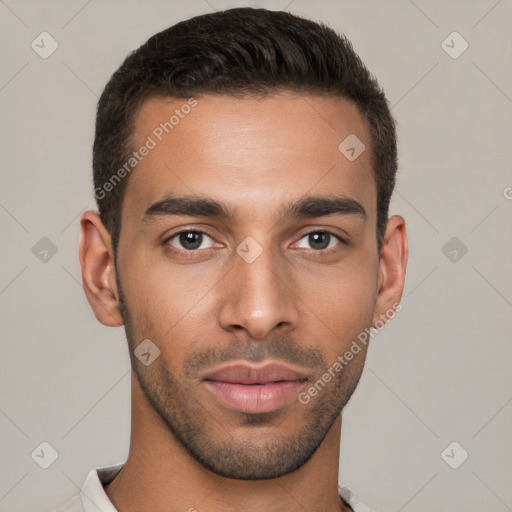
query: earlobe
372 215 408 326
79 210 124 327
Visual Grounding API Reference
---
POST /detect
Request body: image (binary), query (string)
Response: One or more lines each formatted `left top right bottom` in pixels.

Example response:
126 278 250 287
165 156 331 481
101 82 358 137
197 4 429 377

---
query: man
57 6 408 512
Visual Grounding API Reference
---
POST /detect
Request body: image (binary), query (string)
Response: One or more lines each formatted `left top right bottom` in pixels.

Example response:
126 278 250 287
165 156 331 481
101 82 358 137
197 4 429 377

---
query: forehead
122 93 376 223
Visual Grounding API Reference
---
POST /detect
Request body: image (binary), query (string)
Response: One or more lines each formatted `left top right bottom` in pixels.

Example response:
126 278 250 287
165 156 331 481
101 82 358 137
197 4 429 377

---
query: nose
218 245 299 340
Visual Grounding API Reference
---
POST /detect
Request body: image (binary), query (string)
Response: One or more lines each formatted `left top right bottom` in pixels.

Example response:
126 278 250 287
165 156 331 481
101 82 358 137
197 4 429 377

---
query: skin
79 92 408 512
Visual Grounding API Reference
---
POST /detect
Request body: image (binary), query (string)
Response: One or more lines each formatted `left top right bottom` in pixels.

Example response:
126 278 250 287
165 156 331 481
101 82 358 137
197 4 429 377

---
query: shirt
52 462 375 512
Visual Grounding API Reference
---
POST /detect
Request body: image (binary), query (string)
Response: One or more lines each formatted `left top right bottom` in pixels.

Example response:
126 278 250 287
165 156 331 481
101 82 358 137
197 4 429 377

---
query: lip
201 362 308 414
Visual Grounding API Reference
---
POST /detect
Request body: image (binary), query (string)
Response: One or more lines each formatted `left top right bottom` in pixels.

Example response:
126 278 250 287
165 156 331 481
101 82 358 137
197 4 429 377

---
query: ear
79 210 124 327
372 215 408 326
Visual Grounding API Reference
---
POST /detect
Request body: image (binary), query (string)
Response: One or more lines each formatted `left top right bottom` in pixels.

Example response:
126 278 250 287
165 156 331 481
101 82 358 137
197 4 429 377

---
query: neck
104 372 351 512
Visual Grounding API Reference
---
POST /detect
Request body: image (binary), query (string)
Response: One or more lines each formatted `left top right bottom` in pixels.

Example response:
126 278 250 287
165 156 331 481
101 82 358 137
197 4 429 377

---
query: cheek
123 246 214 318
304 260 377 356
337 270 376 319
125 259 218 361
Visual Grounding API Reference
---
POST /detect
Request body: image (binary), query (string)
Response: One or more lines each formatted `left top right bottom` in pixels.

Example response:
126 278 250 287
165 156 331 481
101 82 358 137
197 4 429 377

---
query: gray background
1 0 511 511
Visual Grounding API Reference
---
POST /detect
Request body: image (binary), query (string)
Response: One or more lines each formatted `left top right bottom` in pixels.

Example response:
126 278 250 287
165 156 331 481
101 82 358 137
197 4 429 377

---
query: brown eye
295 231 343 250
165 231 215 251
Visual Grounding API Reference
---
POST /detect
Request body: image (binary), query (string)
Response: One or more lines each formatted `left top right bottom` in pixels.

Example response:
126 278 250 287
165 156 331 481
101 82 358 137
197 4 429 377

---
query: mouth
201 362 308 414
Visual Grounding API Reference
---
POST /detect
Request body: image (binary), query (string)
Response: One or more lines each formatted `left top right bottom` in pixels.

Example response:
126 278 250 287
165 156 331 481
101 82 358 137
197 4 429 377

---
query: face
101 93 397 479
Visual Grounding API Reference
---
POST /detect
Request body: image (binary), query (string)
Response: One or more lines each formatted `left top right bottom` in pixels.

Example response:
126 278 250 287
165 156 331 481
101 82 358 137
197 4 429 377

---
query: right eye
164 230 217 252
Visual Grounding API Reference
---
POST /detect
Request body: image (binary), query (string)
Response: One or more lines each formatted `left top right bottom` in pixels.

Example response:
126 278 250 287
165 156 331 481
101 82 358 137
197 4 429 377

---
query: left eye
295 231 342 251
166 231 216 251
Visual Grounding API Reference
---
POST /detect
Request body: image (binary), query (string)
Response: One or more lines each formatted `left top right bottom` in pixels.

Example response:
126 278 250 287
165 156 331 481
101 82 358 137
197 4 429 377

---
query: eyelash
163 229 346 256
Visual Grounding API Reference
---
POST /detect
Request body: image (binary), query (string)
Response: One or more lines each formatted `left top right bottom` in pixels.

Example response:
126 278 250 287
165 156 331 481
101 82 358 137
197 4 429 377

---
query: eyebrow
141 194 366 224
